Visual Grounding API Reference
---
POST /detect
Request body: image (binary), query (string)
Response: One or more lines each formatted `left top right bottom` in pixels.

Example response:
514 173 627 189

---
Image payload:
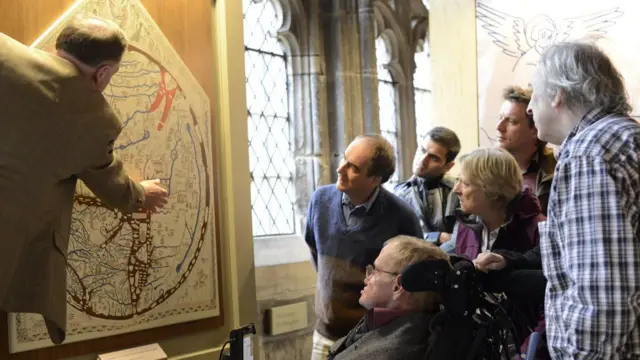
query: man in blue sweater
305 134 422 360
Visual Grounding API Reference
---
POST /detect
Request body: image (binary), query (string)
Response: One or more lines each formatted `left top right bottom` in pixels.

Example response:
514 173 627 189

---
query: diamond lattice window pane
243 0 284 55
244 0 295 237
378 75 399 190
414 47 432 141
377 39 400 191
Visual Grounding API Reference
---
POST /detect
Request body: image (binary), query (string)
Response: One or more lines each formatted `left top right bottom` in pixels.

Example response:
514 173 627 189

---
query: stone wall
252 1 429 359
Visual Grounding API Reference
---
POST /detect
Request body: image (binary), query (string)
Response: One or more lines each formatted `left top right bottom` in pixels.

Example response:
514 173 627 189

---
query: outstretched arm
78 136 145 213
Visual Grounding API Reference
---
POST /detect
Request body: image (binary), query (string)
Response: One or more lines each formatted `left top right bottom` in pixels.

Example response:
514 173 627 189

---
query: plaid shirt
541 108 640 359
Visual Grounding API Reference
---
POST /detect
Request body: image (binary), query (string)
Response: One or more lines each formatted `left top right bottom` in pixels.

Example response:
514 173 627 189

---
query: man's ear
530 124 539 140
371 175 382 188
393 275 404 294
94 65 111 84
551 89 564 109
444 161 455 173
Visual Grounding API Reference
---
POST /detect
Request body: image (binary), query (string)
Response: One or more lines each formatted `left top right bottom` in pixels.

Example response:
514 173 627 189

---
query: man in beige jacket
0 17 168 344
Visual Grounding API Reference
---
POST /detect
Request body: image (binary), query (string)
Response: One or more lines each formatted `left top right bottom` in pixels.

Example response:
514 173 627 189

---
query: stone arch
243 0 311 236
373 1 408 85
410 0 429 49
409 0 429 74
273 0 305 62
373 0 415 181
410 0 432 140
267 0 328 229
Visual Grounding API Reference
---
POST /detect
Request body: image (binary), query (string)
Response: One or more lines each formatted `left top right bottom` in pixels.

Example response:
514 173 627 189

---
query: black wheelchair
400 255 546 360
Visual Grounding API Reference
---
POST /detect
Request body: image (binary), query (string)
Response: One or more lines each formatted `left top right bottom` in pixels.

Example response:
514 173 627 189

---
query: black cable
219 340 231 360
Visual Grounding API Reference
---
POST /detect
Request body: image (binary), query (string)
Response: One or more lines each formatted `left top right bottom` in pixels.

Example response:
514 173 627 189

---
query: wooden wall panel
0 0 223 358
142 0 216 112
0 0 77 43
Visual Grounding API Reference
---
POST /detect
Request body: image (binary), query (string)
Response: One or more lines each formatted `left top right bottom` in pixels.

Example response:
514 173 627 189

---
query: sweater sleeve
304 194 318 270
403 208 423 239
493 246 542 270
78 121 144 213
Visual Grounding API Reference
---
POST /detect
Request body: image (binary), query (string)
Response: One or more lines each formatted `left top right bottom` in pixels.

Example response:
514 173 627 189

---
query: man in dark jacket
476 247 545 309
394 127 461 252
496 86 556 215
475 246 541 271
327 236 447 360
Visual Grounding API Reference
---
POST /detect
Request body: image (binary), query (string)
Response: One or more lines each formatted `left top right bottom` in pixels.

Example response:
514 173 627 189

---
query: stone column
288 0 332 223
306 0 332 191
358 0 379 135
320 0 380 182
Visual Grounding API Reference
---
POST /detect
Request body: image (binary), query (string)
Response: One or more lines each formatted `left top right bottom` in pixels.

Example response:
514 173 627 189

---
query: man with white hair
528 41 640 358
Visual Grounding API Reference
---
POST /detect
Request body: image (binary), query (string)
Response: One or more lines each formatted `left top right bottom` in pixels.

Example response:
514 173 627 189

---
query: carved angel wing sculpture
560 7 623 41
476 2 530 59
476 3 624 70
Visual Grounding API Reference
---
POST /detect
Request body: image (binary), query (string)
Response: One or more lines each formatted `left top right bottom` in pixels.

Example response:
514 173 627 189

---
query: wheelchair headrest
400 255 484 317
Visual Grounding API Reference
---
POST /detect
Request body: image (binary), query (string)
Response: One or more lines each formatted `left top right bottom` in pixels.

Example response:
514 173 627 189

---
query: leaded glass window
376 37 400 190
414 42 432 142
243 0 295 237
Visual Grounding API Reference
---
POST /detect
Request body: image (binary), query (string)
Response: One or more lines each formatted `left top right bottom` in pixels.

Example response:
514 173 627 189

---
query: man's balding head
55 17 128 67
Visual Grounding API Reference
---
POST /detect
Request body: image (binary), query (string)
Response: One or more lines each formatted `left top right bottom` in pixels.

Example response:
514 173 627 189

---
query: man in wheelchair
328 236 546 360
326 236 449 360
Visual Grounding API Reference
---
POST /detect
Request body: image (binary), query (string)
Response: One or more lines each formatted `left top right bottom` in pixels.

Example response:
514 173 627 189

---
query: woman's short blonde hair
458 148 523 209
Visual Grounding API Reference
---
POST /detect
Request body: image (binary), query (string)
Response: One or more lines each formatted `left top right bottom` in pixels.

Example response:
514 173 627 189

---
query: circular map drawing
9 0 219 353
67 48 212 319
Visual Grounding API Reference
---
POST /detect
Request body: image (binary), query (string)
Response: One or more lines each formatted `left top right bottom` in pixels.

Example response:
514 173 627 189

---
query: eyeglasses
365 264 398 278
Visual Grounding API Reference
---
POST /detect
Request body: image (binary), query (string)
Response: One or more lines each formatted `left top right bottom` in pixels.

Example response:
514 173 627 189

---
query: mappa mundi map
8 0 219 353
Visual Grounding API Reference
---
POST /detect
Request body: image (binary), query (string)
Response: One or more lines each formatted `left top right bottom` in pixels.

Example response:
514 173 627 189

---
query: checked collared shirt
541 107 640 359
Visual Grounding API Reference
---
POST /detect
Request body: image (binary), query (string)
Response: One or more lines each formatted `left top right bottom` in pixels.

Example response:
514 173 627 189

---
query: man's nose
526 106 533 117
496 118 506 132
421 155 430 167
